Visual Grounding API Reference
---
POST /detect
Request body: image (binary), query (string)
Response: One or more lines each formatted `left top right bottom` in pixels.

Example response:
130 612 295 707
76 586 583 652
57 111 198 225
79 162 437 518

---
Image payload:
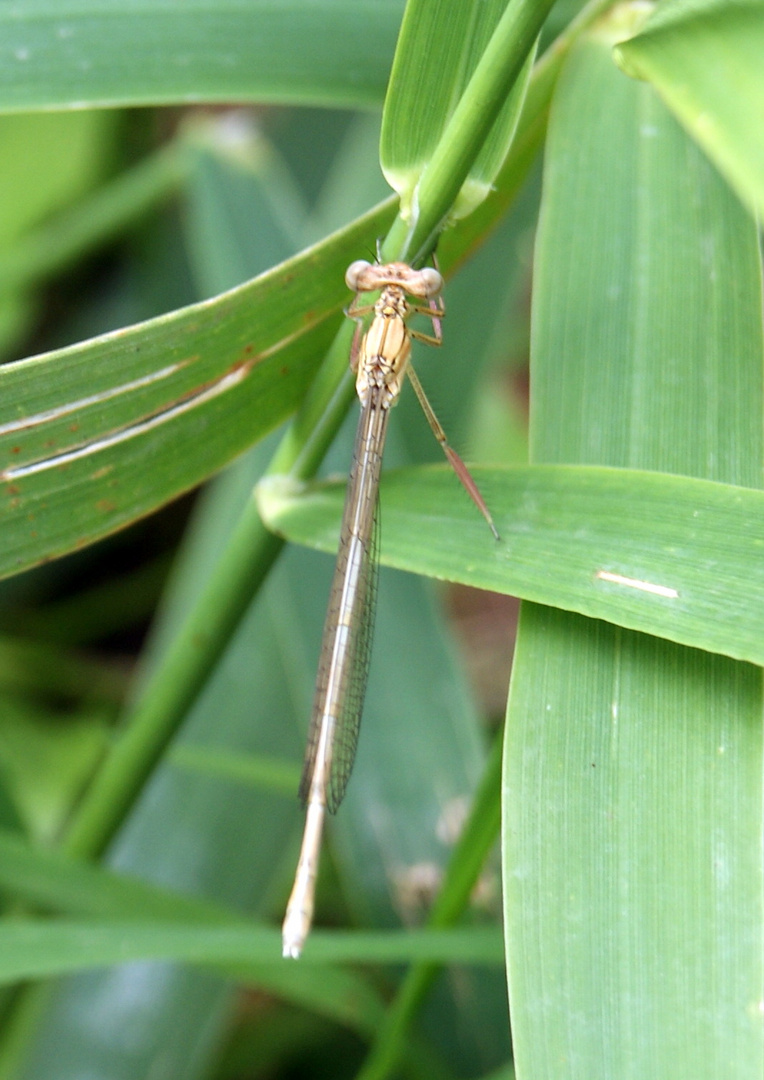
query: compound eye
419 267 444 297
345 260 372 290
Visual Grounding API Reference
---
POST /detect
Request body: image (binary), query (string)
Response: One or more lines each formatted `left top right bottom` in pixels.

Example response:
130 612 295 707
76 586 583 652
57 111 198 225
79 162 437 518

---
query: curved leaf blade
381 0 537 219
261 464 764 667
380 0 552 255
0 0 404 113
0 198 397 579
615 0 764 219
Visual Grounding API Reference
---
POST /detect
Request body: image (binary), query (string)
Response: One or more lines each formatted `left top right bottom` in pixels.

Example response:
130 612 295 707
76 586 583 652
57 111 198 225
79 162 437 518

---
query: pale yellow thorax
355 285 412 409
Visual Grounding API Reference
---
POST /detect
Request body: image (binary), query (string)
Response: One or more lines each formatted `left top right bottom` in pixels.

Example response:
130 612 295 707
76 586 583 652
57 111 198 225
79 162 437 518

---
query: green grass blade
0 920 502 984
615 0 764 219
170 744 300 797
504 16 764 1080
380 0 537 222
0 0 404 112
436 0 617 272
0 197 395 580
261 464 764 666
382 0 556 263
0 836 503 979
507 612 764 1077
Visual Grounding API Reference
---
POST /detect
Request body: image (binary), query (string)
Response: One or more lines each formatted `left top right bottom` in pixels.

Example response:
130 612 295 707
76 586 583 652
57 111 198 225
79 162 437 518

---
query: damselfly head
345 259 444 300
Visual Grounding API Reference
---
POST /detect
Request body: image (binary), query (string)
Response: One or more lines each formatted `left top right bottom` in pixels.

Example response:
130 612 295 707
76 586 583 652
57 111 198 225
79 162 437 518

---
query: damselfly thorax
346 260 445 410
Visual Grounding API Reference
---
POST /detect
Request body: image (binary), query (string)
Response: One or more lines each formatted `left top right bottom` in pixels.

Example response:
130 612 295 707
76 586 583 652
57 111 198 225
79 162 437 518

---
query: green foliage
614 0 764 217
0 0 760 1079
380 0 538 223
263 465 764 666
505 14 763 1078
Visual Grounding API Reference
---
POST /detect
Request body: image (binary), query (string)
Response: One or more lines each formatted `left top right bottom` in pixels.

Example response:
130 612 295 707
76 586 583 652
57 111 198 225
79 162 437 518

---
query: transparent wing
299 396 389 814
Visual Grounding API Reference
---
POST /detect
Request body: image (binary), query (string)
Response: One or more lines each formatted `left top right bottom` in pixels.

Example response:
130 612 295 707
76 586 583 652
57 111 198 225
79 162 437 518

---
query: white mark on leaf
2 365 248 481
595 570 679 599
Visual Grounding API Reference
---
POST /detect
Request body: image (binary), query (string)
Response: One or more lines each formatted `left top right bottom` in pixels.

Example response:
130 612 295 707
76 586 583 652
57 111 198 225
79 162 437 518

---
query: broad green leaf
0 0 404 113
259 464 764 668
505 18 763 1080
506 612 763 1078
614 0 764 220
380 0 538 221
0 197 396 581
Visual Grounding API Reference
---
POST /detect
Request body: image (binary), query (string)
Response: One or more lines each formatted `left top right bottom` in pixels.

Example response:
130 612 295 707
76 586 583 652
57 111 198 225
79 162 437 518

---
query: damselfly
282 259 498 958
